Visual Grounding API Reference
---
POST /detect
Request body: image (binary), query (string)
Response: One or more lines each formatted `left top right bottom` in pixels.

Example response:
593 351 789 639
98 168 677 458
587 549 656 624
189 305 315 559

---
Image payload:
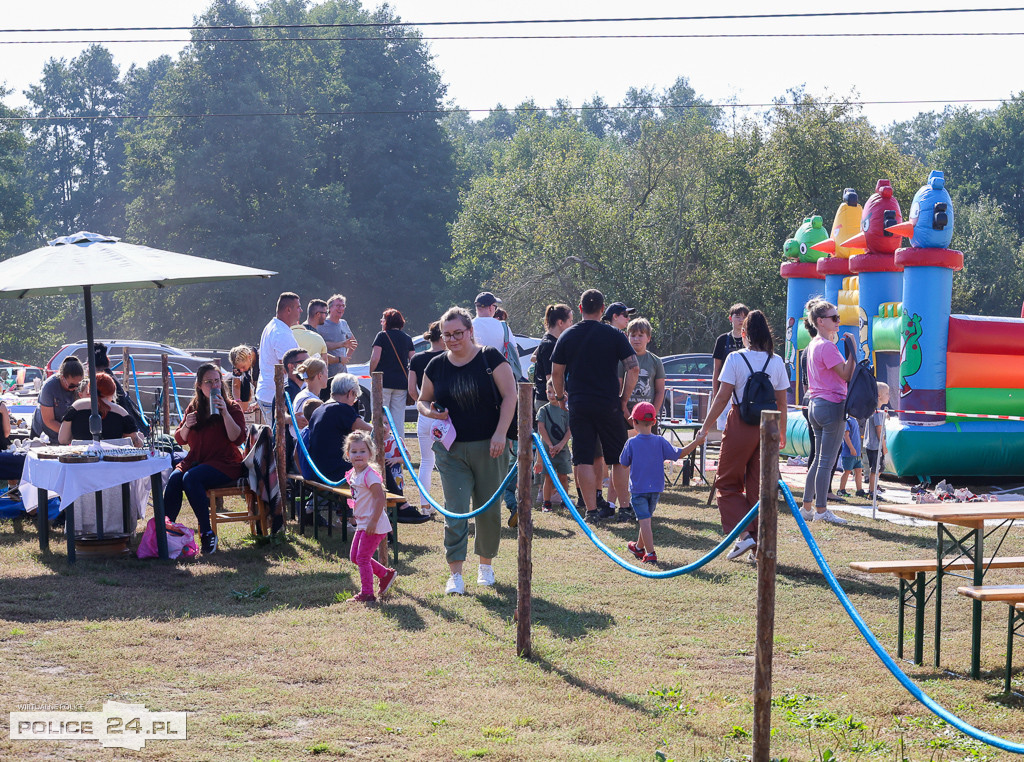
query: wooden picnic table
881 501 1024 678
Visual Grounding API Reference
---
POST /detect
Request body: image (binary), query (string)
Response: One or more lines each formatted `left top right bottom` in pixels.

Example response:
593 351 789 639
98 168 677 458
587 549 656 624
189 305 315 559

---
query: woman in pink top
344 431 397 603
801 299 857 525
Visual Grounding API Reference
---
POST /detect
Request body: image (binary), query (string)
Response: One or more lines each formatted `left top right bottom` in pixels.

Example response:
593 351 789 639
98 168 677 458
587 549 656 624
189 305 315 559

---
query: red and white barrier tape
790 404 1024 422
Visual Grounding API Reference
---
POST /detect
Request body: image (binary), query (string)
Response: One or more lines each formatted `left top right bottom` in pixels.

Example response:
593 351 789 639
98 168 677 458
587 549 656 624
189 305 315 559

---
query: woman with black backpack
698 311 789 562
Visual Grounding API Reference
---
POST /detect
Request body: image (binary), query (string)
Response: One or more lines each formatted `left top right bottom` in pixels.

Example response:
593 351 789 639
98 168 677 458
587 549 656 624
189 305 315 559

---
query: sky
1 1 1023 128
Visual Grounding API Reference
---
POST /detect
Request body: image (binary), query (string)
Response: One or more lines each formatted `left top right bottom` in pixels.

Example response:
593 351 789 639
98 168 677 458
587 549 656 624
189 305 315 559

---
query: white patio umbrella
0 231 276 438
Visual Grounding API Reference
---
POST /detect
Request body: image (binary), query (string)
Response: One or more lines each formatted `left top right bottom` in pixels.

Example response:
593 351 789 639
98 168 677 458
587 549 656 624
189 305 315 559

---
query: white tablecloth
21 452 171 514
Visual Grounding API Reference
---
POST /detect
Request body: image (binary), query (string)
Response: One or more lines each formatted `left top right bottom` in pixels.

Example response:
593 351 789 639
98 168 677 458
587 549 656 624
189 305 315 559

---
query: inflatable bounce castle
781 171 1024 479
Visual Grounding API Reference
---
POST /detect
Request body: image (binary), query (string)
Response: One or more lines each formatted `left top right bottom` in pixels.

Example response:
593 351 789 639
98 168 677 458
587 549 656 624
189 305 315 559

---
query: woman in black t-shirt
407 322 446 514
532 303 574 408
417 307 517 596
58 372 143 445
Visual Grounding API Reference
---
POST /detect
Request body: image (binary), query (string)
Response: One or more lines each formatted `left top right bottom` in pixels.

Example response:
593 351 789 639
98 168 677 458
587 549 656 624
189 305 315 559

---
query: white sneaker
727 536 756 561
477 564 495 587
800 506 816 523
814 509 850 525
444 573 465 595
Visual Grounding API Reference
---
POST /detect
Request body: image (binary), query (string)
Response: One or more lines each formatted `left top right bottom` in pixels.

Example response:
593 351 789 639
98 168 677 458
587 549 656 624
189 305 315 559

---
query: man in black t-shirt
551 289 639 524
711 303 749 430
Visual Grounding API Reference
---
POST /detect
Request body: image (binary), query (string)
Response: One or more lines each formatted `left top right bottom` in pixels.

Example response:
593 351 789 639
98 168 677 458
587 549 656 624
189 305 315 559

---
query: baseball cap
631 401 657 423
475 292 502 307
602 302 636 322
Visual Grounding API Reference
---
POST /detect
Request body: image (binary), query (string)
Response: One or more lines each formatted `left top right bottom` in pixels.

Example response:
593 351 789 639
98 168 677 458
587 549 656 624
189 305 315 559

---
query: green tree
24 45 125 237
950 196 1024 317
932 96 1024 231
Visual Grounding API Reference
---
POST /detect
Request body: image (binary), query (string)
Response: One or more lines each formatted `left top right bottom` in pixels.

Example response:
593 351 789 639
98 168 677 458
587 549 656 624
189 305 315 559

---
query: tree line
1 0 1023 364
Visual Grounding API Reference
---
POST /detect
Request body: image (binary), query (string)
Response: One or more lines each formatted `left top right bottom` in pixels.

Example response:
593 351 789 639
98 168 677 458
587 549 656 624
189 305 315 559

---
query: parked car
0 363 44 392
45 340 229 422
348 333 541 422
660 352 714 420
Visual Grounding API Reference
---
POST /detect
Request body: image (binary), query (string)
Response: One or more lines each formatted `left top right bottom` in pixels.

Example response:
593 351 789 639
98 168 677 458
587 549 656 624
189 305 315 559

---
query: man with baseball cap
551 289 639 524
602 302 636 331
471 291 505 352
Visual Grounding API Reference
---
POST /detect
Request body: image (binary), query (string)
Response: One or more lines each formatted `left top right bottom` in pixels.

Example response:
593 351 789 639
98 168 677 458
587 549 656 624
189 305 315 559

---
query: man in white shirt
471 291 506 351
255 292 302 425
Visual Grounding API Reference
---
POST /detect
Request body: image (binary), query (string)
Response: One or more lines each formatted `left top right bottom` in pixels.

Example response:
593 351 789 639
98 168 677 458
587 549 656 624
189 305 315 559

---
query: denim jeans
163 464 235 535
804 398 846 509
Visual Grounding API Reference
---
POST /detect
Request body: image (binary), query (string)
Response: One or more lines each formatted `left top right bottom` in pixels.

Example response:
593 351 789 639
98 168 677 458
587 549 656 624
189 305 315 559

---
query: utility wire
1 6 1023 33
0 98 1010 123
2 31 1024 45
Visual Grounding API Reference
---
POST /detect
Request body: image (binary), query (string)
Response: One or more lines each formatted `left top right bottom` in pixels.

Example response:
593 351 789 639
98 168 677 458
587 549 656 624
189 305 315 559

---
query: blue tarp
0 496 62 521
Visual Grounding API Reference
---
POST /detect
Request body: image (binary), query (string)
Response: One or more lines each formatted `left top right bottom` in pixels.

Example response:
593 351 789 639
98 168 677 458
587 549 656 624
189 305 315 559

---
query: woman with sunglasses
418 307 517 595
163 363 246 554
801 299 857 525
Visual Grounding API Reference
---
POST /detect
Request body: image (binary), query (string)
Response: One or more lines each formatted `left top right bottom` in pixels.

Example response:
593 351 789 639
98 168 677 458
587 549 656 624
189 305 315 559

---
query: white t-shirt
472 316 506 352
255 317 300 404
719 350 789 404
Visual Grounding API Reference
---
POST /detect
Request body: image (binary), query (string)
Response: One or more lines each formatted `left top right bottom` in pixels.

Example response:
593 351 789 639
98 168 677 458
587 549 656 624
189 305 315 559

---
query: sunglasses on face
822 313 841 323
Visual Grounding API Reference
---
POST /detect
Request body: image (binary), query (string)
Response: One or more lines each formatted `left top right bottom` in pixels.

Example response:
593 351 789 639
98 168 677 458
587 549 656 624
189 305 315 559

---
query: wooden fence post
121 347 129 389
274 364 288 530
371 372 389 565
161 353 170 435
752 409 781 762
516 383 533 658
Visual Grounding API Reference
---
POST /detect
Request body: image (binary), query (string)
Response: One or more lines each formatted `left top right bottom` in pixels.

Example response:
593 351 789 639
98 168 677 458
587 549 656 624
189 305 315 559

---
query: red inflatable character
839 179 903 256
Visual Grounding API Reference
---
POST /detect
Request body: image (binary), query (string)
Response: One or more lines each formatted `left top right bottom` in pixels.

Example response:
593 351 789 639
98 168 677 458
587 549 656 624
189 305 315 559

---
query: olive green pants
434 439 509 563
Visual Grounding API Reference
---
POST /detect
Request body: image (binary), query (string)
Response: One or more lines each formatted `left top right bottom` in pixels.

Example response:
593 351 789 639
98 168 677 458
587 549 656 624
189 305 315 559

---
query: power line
3 31 1024 45
0 98 1010 123
1 7 1023 34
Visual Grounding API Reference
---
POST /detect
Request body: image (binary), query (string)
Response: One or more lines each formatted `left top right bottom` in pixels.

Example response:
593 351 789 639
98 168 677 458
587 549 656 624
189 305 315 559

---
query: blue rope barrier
382 406 517 520
110 360 123 371
167 365 184 419
533 432 758 579
778 481 1024 754
127 355 149 427
283 392 347 487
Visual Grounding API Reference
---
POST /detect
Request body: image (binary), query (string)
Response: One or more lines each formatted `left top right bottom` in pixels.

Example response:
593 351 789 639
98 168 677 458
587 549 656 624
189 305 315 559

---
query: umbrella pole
83 286 101 440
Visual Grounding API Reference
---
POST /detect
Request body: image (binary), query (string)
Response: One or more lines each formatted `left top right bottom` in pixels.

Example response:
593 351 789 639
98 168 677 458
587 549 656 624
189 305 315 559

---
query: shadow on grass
478 582 616 640
381 602 428 632
531 654 658 718
0 530 366 623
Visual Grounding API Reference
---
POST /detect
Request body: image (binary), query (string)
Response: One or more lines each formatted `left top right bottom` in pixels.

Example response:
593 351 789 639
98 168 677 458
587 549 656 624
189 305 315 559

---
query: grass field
1 442 1022 761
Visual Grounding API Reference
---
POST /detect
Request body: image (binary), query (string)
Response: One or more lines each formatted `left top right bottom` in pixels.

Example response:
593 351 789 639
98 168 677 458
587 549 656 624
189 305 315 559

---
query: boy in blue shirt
837 415 864 498
619 402 705 563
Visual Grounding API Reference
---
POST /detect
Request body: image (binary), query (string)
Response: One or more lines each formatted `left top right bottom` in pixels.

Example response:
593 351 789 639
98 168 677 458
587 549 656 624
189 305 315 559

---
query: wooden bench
850 557 1024 666
286 473 405 564
957 585 1024 693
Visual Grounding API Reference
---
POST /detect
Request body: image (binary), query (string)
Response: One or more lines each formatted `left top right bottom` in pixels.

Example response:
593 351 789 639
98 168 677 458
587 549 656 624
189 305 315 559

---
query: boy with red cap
619 401 706 563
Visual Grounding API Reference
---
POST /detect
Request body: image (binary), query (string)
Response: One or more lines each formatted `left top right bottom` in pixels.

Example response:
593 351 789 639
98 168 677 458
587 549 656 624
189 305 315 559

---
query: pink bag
136 517 198 560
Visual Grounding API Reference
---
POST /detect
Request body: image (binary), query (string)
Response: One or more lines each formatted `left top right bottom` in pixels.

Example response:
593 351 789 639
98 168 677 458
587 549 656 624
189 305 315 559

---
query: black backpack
845 359 879 420
733 353 778 426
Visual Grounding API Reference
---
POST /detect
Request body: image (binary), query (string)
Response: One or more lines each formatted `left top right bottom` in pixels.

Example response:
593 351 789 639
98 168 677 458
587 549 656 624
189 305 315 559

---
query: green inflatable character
782 215 830 263
900 312 923 397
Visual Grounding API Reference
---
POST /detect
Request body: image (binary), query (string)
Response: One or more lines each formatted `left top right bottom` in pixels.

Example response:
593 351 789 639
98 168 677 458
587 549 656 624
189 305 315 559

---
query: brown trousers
715 406 760 541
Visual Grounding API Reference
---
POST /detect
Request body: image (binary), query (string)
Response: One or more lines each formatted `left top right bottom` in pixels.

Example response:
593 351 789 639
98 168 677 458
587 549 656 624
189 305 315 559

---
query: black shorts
865 448 884 472
569 402 628 466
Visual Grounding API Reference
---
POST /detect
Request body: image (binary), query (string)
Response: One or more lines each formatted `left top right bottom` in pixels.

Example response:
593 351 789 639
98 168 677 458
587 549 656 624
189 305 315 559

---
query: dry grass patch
0 447 1022 760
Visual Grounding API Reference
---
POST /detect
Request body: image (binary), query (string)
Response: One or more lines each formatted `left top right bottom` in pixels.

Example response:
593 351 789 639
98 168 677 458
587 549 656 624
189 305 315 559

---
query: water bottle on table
684 395 693 423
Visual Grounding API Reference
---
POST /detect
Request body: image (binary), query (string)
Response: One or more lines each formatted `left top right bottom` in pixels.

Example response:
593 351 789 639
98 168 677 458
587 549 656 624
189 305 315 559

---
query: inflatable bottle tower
811 188 864 357
780 216 827 398
839 179 904 359
887 170 962 424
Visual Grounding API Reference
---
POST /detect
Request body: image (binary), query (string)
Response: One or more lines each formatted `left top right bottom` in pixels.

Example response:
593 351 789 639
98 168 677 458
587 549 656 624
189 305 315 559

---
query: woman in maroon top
163 363 246 554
